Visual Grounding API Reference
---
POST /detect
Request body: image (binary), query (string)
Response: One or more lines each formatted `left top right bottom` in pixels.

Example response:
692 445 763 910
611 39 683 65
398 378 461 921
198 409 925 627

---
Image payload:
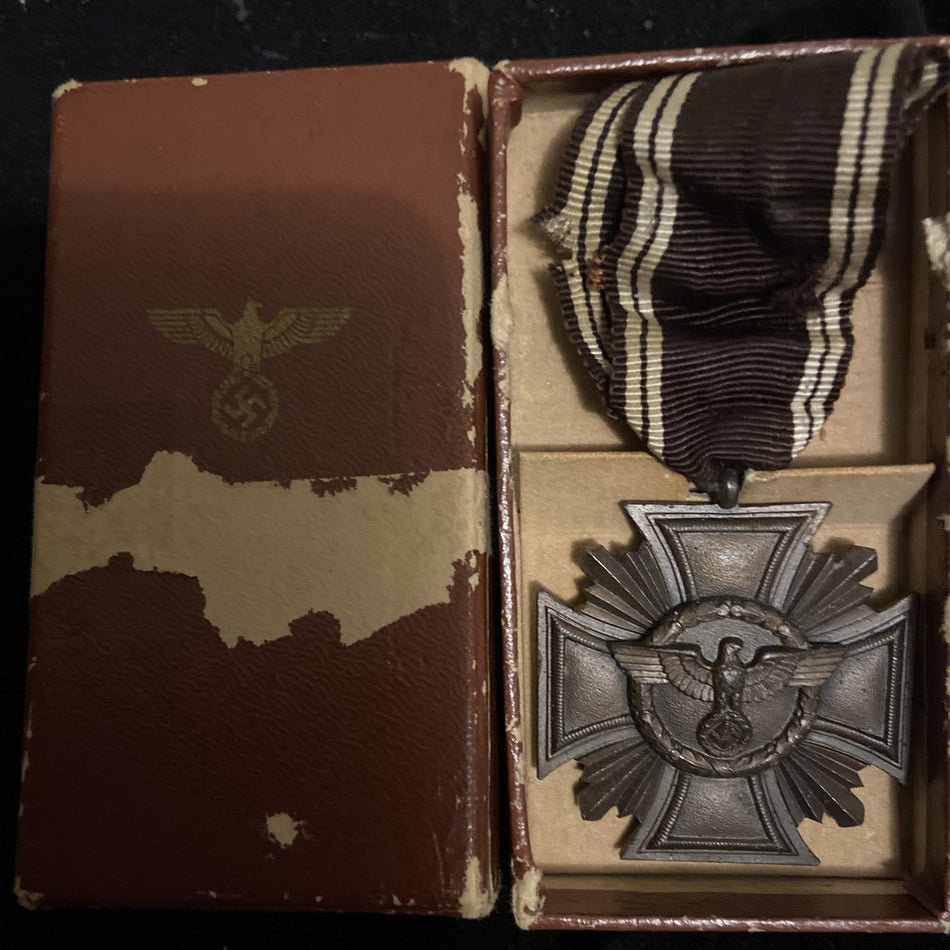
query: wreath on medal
537 503 915 864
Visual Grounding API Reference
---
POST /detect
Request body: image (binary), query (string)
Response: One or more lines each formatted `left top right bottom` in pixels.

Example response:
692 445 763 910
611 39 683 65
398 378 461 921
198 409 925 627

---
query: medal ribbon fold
539 44 949 498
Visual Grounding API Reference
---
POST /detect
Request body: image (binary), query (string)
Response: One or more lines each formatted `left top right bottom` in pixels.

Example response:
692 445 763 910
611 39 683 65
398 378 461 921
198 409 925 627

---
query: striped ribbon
539 44 949 500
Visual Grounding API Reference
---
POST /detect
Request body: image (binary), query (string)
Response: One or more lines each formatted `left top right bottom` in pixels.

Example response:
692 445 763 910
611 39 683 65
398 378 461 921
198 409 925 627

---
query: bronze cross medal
533 46 946 865
537 502 914 864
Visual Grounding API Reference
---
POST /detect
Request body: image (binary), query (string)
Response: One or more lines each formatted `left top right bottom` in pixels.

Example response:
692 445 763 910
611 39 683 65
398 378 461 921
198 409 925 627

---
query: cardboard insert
492 41 950 929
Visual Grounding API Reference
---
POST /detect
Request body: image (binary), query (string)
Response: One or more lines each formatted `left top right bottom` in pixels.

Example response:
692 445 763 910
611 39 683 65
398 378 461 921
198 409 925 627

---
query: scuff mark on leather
32 450 488 647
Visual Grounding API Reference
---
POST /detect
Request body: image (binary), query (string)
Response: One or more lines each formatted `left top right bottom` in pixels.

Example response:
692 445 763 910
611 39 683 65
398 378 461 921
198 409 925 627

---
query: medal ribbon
539 44 949 501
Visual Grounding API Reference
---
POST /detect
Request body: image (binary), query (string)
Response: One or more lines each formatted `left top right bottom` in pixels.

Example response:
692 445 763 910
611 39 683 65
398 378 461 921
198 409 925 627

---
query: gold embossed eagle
611 638 846 757
147 301 350 441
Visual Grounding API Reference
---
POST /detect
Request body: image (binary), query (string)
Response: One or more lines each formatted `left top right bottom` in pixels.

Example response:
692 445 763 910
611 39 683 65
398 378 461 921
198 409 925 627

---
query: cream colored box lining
503 79 946 885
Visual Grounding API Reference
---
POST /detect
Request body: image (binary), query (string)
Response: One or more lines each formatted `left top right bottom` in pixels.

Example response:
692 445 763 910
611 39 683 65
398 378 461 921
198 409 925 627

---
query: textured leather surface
36 66 482 496
22 552 490 911
19 61 494 914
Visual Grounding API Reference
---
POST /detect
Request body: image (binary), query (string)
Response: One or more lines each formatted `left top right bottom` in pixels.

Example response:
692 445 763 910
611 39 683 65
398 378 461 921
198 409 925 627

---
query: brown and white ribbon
540 44 949 500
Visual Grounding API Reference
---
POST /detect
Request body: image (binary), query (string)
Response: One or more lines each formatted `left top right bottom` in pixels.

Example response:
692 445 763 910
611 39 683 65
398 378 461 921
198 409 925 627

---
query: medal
535 44 949 864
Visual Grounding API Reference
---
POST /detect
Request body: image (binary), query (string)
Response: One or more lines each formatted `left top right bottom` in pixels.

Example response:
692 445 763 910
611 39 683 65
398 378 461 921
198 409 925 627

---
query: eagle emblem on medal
147 302 349 441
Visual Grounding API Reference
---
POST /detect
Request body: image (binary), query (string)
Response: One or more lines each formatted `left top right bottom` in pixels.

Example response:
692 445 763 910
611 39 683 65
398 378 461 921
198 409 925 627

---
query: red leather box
16 36 950 932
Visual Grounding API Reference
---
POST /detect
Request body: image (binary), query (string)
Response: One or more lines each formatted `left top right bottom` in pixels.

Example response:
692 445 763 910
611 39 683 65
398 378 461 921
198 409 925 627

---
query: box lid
17 59 496 916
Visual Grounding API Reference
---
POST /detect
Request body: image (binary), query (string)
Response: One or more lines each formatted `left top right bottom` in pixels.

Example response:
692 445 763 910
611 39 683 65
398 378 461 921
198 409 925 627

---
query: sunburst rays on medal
537 502 914 865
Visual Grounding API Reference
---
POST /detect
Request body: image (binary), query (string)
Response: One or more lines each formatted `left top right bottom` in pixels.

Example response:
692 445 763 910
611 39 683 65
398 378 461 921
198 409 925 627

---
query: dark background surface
3 1 950 947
